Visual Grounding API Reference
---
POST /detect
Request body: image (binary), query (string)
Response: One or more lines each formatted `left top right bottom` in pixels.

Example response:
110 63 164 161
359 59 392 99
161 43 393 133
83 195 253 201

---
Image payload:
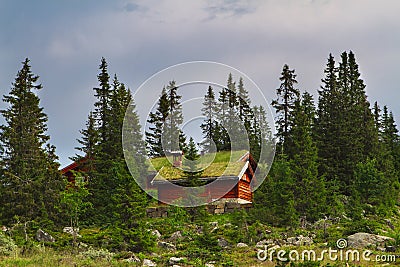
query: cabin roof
149 150 250 182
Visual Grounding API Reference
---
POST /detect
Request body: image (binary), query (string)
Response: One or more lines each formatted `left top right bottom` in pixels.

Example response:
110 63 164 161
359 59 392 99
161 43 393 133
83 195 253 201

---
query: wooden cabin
60 157 90 184
151 151 256 204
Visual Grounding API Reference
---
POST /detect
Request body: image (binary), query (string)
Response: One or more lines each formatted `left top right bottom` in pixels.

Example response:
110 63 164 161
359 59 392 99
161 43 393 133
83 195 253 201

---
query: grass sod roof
148 150 249 181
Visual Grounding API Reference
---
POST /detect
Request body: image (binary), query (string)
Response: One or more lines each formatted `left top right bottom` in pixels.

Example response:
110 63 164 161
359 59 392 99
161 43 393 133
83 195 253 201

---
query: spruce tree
288 97 326 221
200 86 218 153
146 81 186 155
217 85 230 151
183 137 202 186
0 58 63 224
146 88 169 157
271 64 300 156
94 57 111 144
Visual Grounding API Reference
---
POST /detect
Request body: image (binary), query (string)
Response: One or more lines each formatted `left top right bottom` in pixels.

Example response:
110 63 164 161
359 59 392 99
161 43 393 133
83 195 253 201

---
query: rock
386 246 396 252
297 235 313 246
265 229 272 234
172 265 181 267
78 242 88 248
287 237 296 244
1 226 9 232
237 242 248 248
384 219 395 230
287 235 313 246
214 208 224 214
168 231 182 241
63 227 81 237
256 239 275 248
143 259 157 266
123 254 140 263
151 230 162 239
209 221 218 227
157 241 176 250
205 261 216 267
377 246 386 252
36 229 55 242
169 257 184 265
218 238 229 248
347 233 394 249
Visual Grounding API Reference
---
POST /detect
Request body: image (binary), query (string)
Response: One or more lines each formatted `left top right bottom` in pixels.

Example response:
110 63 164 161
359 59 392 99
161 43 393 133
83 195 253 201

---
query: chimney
171 151 183 167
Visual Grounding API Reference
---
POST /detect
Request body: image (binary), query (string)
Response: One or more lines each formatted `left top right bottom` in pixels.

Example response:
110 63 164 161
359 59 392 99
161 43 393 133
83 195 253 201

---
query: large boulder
36 229 55 243
347 233 394 249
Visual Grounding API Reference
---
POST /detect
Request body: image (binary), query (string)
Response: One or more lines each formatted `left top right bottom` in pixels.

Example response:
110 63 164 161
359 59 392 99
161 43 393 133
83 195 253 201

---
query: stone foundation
146 199 252 218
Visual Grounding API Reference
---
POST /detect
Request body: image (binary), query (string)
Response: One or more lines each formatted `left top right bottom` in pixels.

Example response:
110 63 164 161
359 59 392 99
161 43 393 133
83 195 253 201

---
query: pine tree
72 111 98 173
272 64 300 156
0 58 63 224
217 83 231 151
146 88 169 157
108 75 132 159
183 137 202 186
200 86 218 153
93 57 111 144
315 54 342 187
146 81 186 155
288 97 326 221
253 158 297 227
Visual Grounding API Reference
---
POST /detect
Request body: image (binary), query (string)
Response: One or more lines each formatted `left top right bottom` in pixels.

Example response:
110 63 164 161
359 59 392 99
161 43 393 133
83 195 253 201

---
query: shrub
0 232 17 256
79 246 114 260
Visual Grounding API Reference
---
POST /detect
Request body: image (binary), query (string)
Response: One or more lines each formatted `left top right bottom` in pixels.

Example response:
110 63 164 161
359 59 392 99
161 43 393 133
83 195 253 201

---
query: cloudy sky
0 0 399 167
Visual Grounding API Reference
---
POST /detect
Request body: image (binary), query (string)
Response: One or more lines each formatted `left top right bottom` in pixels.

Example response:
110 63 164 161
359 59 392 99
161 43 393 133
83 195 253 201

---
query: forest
0 51 400 266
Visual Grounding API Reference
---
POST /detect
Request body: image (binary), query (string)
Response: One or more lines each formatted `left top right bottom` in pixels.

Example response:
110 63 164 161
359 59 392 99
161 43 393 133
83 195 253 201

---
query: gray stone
143 259 157 266
169 257 184 265
63 227 81 237
123 254 140 263
386 246 396 252
209 221 218 227
151 229 162 239
168 231 182 241
214 208 224 214
236 242 248 248
218 238 229 248
297 235 313 246
347 232 394 249
36 229 55 242
157 241 176 250
384 219 395 230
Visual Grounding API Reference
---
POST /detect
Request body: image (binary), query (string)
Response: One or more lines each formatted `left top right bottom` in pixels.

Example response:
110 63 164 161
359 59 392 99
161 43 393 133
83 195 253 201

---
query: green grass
148 150 248 180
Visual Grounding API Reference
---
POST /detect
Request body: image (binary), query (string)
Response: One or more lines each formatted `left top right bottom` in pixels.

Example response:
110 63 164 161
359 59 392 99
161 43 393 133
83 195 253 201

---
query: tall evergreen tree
217 85 231 151
93 57 111 144
237 77 254 143
288 97 326 221
146 88 169 157
200 86 218 153
0 58 62 224
271 64 300 155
